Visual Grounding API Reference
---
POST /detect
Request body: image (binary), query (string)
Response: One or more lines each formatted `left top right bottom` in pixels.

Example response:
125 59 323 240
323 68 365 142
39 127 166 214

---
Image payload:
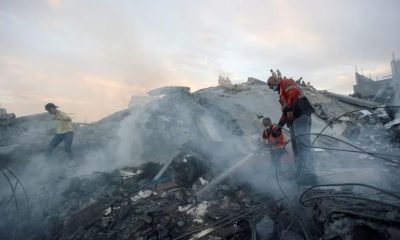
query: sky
1 0 400 122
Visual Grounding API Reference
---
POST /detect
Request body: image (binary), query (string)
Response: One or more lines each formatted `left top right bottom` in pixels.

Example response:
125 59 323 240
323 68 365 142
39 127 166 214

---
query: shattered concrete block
193 218 204 224
103 207 112 216
186 201 210 217
178 205 192 212
131 190 156 202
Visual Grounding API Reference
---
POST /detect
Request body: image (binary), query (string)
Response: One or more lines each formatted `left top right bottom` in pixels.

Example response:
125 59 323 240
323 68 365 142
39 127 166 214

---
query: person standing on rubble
45 103 74 159
277 69 282 79
267 76 317 185
261 117 286 166
270 69 277 78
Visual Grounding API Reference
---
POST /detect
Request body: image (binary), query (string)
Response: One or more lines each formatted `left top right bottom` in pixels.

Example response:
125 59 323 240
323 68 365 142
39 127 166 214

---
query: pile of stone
0 107 16 126
1 155 296 240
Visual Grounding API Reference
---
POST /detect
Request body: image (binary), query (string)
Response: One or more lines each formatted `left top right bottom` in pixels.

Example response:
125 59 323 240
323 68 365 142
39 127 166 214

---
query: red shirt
262 127 285 149
279 79 303 110
278 79 304 124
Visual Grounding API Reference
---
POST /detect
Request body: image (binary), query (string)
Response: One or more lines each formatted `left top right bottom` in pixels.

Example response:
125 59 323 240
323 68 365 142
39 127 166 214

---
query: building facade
353 59 400 104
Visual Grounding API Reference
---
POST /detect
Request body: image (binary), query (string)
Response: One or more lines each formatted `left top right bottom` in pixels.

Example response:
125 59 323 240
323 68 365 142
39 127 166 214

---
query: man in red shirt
267 76 317 185
262 117 286 166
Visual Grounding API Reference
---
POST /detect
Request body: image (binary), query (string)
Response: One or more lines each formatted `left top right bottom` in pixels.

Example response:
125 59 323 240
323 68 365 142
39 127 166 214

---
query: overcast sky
1 0 400 121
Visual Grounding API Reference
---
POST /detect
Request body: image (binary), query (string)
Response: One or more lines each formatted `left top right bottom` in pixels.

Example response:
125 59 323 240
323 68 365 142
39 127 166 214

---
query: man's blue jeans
289 114 317 185
47 131 74 159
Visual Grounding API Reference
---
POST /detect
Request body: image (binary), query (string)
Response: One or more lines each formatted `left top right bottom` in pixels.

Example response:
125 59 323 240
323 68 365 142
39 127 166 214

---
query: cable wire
272 155 311 240
1 169 19 213
285 133 400 166
301 194 400 210
312 106 400 145
279 220 295 240
328 209 400 224
300 183 400 202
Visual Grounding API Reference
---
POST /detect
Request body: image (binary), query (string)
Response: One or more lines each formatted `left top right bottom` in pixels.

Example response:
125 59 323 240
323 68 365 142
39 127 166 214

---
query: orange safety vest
262 127 285 149
279 78 304 111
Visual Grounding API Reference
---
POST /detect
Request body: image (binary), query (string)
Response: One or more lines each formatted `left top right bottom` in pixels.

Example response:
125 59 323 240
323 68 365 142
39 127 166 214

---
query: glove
271 127 282 137
277 119 285 128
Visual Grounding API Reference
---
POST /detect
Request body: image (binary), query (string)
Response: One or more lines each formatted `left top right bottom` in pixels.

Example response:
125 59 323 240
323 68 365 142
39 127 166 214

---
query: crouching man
45 103 74 159
262 117 286 166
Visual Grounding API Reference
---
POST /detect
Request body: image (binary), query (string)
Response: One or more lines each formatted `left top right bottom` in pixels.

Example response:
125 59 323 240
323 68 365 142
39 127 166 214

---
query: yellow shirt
54 111 73 134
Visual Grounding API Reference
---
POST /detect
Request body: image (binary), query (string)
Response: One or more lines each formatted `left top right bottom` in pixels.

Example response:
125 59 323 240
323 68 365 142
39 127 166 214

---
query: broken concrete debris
0 149 300 240
301 184 400 239
0 107 16 126
54 163 286 240
2 82 400 239
330 107 400 143
171 152 208 189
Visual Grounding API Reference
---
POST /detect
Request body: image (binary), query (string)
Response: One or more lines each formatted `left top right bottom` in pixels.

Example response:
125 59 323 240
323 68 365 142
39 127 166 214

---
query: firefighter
267 76 317 185
262 117 286 166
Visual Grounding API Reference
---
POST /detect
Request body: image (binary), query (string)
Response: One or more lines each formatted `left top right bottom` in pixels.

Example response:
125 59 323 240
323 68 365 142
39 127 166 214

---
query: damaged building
352 58 400 103
1 79 400 240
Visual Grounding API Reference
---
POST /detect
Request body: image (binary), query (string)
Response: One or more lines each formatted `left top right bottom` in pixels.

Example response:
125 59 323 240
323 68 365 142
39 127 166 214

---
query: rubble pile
0 111 123 164
2 82 400 239
0 107 16 126
301 184 400 239
222 84 252 94
64 180 279 240
0 113 53 163
322 107 400 144
301 88 359 121
217 76 256 94
1 155 302 240
301 85 400 144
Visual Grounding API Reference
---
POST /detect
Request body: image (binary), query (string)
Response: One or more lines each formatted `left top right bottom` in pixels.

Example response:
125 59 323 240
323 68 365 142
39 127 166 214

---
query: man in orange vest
267 76 317 185
262 117 286 166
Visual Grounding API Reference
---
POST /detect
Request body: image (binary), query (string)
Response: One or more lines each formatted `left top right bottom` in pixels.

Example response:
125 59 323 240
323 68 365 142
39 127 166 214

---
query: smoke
1 83 399 239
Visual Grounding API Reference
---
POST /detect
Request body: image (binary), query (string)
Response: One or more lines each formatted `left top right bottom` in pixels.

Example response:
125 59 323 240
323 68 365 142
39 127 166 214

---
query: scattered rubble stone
2 83 400 240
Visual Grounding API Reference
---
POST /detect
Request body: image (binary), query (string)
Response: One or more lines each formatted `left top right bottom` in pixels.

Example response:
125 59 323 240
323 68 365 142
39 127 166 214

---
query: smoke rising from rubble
3 87 388 195
1 84 400 239
4 87 395 195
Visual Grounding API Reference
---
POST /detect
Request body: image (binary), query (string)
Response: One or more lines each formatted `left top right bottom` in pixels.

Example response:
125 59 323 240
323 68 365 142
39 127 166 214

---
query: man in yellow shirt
45 103 74 159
